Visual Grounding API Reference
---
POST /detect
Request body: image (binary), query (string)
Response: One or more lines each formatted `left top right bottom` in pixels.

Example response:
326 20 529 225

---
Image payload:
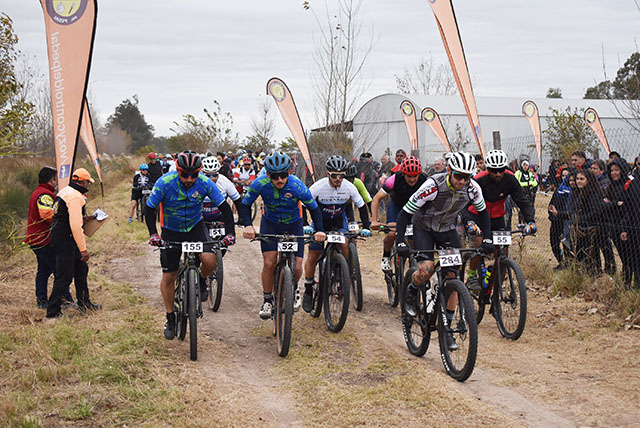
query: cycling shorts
412 227 461 262
160 220 213 273
309 215 348 251
386 199 401 223
131 188 142 201
258 217 304 258
462 210 505 232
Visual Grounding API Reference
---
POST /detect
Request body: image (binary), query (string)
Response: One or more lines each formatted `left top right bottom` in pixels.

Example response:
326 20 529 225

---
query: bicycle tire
348 241 363 311
323 252 351 333
176 273 187 341
460 253 486 325
437 279 477 382
207 249 224 311
188 268 198 361
310 259 324 318
493 257 527 340
400 267 431 356
275 265 294 357
386 248 399 307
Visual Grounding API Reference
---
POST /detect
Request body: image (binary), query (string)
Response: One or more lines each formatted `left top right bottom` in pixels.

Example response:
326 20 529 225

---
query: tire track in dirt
106 238 302 428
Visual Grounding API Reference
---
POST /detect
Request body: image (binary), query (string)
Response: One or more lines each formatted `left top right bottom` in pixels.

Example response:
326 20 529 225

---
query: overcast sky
3 0 639 144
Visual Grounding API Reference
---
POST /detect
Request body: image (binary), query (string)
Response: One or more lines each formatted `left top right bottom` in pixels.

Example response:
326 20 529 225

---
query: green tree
543 107 597 161
0 13 35 156
105 95 154 153
546 87 563 98
277 136 298 152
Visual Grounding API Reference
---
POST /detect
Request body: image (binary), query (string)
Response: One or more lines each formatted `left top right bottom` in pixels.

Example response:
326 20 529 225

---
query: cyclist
344 162 372 223
302 155 372 312
145 151 236 340
201 156 243 228
128 163 151 223
147 152 163 184
396 152 493 350
240 151 326 318
463 150 537 289
370 156 427 272
233 156 256 195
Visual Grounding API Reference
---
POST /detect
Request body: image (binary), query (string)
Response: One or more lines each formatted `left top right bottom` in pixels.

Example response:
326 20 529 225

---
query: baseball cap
71 168 95 183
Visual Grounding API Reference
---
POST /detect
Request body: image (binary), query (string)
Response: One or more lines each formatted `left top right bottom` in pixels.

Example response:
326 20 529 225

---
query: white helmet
484 150 509 169
446 152 476 175
202 156 221 174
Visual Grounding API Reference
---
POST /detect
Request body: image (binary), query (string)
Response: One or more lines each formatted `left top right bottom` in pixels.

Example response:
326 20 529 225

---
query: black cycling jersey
468 170 535 223
381 171 428 206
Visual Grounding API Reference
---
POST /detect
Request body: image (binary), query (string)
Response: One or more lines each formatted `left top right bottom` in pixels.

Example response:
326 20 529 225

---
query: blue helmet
264 151 291 173
139 163 149 171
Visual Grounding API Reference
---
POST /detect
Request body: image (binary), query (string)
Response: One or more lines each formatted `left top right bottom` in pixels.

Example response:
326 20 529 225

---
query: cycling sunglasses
488 167 506 173
452 172 471 181
329 172 345 179
179 170 200 179
268 171 288 180
205 173 219 178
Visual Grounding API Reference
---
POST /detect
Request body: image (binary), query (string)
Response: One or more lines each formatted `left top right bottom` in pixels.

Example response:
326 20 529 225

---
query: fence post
493 131 501 150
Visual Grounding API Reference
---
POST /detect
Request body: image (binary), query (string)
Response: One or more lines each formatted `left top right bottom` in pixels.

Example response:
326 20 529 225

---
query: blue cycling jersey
147 172 225 232
242 174 317 224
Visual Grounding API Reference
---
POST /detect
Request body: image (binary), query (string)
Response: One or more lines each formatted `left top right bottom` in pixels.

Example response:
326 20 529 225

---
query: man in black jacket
147 152 163 184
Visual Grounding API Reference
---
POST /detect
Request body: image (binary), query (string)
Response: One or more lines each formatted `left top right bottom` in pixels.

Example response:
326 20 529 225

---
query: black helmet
176 150 202 172
345 162 357 178
326 155 348 172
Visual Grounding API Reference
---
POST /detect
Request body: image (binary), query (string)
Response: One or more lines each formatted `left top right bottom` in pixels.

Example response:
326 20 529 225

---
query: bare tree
306 0 375 154
246 95 276 152
395 54 456 95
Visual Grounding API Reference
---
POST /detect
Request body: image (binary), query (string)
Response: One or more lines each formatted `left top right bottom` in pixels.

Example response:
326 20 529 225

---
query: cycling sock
468 268 477 278
445 309 455 323
263 292 273 303
199 275 207 287
304 277 314 293
383 249 391 258
166 312 175 321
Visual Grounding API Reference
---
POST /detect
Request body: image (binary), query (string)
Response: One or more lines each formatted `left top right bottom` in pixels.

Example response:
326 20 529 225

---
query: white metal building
351 93 639 165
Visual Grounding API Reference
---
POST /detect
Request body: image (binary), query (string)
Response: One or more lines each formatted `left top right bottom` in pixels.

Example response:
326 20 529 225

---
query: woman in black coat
572 169 606 274
605 158 632 286
621 171 640 288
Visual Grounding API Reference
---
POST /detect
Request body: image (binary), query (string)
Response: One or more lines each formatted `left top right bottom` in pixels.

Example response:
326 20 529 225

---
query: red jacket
24 183 56 247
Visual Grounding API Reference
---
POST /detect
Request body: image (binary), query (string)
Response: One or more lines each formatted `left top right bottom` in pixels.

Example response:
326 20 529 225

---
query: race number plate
182 242 203 253
142 189 151 195
493 230 512 246
438 249 462 267
327 234 346 244
348 222 359 232
277 241 298 252
406 224 414 237
209 228 225 238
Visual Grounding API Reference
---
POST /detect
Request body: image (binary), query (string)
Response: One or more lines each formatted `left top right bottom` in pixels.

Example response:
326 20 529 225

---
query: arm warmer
219 201 235 236
358 204 371 229
309 206 324 232
145 205 158 235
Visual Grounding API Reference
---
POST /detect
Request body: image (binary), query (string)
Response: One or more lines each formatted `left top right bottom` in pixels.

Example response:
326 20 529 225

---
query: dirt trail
105 236 640 428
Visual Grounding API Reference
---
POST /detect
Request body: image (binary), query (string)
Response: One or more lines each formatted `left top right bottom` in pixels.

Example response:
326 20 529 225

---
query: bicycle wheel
348 241 363 311
400 267 431 356
386 247 399 307
310 260 324 318
187 268 198 361
493 257 527 340
437 279 477 382
274 265 294 357
207 249 224 311
460 253 486 325
323 252 351 332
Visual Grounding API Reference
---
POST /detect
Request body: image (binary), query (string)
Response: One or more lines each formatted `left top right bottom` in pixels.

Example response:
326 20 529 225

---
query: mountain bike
135 185 152 222
347 222 365 311
204 221 226 311
252 233 310 357
309 231 351 333
162 240 217 361
460 228 530 340
401 246 478 382
378 224 412 307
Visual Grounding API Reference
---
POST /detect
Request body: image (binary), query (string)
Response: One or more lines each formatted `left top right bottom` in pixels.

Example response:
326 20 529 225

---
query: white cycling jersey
215 174 241 201
309 177 364 220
